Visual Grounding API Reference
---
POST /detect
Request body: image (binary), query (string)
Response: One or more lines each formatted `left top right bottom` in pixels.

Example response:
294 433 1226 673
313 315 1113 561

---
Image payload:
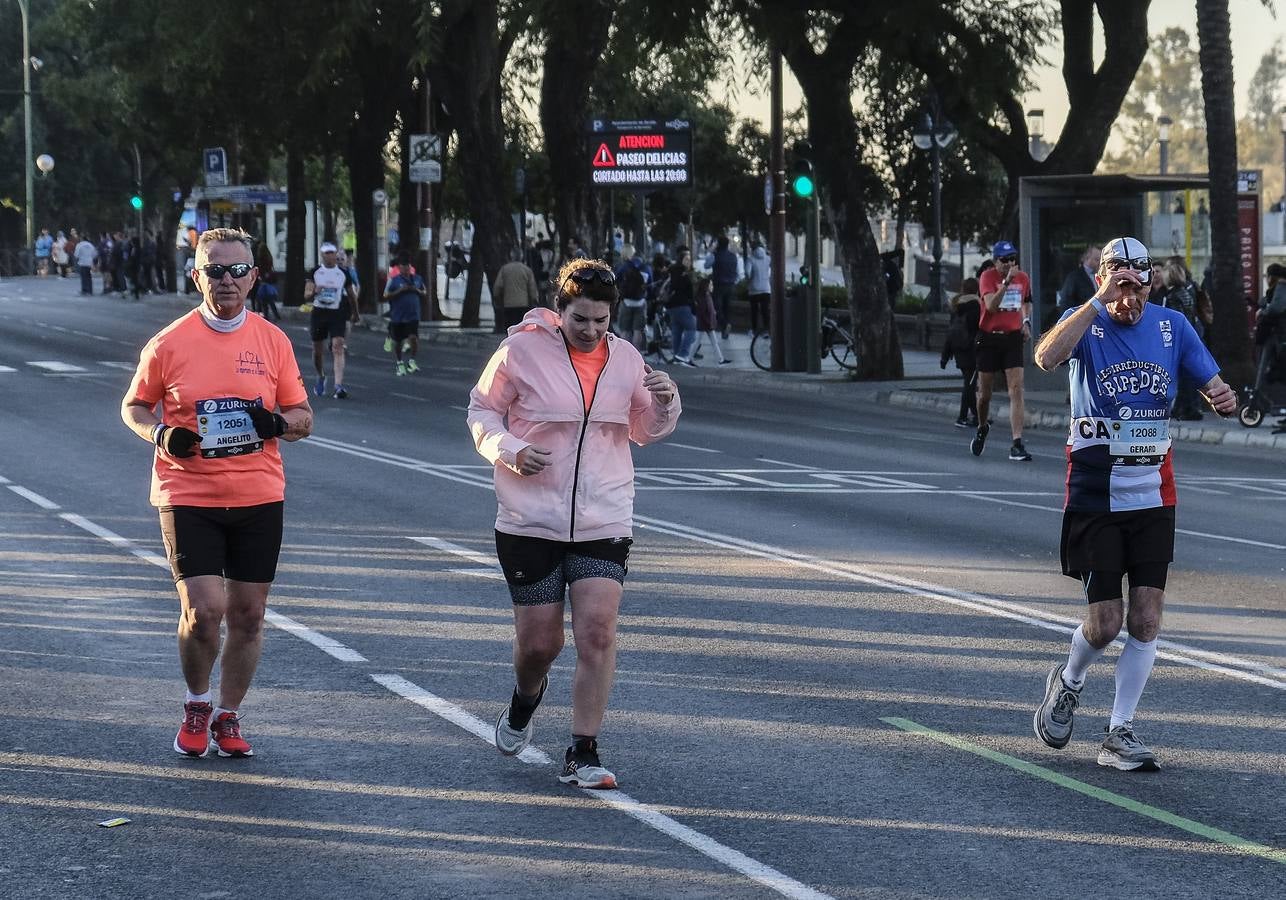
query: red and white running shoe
174 701 213 757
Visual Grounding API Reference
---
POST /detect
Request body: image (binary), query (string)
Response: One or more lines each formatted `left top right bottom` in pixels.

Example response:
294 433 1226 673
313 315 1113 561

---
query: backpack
619 264 645 299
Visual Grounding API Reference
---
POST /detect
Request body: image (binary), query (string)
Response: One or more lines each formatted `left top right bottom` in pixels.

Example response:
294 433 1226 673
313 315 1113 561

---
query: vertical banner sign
1236 169 1261 306
588 119 693 189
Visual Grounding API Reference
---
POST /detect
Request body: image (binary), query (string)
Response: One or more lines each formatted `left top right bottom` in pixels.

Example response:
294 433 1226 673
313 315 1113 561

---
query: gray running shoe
558 739 617 789
494 676 546 757
1098 722 1160 771
1033 662 1081 749
970 422 989 456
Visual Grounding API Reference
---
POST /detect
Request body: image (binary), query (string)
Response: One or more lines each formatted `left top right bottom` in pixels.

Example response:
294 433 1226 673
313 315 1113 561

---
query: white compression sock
1111 636 1158 727
185 690 212 705
1063 625 1105 689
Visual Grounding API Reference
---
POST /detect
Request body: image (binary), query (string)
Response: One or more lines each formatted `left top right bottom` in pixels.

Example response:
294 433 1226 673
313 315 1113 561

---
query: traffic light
791 142 815 198
799 264 810 287
130 194 143 211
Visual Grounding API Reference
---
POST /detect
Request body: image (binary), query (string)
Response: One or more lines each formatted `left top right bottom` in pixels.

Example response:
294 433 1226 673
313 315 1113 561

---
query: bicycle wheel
829 326 859 370
750 330 773 371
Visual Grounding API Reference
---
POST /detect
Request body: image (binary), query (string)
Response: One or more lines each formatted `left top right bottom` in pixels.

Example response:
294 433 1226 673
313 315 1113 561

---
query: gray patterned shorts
494 530 631 605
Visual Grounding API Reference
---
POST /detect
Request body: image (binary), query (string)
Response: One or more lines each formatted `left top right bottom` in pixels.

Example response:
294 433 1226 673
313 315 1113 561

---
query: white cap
1100 236 1149 265
319 242 338 254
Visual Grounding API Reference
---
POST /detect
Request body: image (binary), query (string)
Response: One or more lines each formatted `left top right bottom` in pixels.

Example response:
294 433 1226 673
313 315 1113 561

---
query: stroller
1237 307 1286 428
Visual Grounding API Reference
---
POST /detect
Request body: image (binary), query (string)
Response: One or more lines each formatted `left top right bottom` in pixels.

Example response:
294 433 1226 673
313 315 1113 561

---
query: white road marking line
408 535 496 567
665 441 721 454
633 515 1286 689
371 674 831 900
8 486 60 510
92 335 113 342
449 567 505 580
757 458 817 469
27 360 86 373
966 494 1286 550
1180 484 1230 496
97 361 136 370
449 404 469 412
0 366 16 373
308 436 1286 688
263 610 368 662
0 474 10 483
55 512 367 662
392 392 429 402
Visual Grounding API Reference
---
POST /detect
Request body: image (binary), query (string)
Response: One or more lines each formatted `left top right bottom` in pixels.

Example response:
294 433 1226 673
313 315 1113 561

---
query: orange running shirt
568 338 610 413
126 309 308 508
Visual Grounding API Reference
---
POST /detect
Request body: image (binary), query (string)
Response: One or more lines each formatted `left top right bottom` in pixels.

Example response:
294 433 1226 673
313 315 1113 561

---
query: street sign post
1237 168 1262 307
409 134 442 184
587 119 693 190
203 147 227 188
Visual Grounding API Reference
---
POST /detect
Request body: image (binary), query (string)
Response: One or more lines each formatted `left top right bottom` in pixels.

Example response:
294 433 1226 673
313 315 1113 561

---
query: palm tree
1196 0 1254 387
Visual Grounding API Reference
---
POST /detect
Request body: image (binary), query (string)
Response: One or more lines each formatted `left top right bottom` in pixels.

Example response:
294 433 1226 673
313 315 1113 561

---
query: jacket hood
752 247 767 260
507 305 563 338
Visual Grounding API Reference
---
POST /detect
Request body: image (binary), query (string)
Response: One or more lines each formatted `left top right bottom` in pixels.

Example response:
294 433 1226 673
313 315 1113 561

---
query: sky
739 1 1283 139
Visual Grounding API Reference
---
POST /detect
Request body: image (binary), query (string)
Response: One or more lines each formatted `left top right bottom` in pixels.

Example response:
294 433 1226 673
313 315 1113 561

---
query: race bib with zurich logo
196 397 264 458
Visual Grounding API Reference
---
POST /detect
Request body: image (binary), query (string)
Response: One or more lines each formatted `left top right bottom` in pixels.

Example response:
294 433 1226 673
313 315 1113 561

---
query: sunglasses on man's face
1104 257 1152 284
998 255 1018 264
200 263 254 280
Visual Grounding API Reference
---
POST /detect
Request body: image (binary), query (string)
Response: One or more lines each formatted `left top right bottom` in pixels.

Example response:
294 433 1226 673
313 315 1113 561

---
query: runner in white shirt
304 242 359 399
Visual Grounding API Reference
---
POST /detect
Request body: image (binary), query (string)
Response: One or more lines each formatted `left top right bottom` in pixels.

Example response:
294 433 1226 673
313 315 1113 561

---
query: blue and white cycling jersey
1061 303 1218 513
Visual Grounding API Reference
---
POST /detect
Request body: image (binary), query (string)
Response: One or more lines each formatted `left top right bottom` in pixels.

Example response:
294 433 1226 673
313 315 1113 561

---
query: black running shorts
310 311 349 343
389 321 419 342
158 502 285 583
975 330 1024 372
494 530 632 605
1060 506 1174 584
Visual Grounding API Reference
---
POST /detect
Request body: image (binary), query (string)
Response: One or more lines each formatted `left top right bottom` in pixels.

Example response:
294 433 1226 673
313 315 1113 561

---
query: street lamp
1156 114 1173 216
913 102 956 312
1026 108 1047 161
36 153 53 175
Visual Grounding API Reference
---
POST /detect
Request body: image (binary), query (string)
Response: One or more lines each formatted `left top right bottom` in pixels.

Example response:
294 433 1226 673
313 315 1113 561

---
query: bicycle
750 309 859 372
644 301 675 364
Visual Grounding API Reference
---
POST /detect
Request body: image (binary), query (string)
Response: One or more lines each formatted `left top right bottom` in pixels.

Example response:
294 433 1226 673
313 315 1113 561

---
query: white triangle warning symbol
593 143 616 167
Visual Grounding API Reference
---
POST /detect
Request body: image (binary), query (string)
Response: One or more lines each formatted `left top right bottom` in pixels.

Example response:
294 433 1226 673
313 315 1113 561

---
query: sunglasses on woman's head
565 267 615 287
200 263 253 280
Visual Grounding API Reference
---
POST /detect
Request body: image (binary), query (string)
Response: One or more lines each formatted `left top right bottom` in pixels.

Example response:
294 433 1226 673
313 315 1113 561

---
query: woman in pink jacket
467 257 681 789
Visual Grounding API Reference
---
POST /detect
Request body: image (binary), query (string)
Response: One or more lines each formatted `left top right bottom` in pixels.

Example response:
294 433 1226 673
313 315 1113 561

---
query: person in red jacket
467 257 681 789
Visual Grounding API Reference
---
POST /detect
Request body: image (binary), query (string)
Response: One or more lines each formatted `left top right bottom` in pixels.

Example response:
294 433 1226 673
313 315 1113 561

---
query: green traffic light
130 195 143 210
792 174 815 198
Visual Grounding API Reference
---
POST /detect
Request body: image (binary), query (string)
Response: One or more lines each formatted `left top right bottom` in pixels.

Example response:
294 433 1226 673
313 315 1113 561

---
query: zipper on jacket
562 334 610 542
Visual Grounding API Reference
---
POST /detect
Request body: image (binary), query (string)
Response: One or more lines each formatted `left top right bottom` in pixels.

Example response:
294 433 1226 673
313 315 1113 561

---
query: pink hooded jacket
468 307 681 542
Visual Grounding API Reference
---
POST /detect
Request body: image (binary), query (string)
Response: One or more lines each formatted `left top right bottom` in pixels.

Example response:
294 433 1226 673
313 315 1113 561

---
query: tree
1246 39 1284 130
1196 0 1254 386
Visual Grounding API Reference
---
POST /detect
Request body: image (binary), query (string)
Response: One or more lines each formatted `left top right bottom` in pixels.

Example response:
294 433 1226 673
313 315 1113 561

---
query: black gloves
245 404 287 439
156 425 202 458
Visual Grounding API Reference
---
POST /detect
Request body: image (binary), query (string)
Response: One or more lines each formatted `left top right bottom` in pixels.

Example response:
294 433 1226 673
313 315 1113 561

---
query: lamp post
1279 108 1286 212
18 0 35 264
913 100 956 312
1157 114 1173 216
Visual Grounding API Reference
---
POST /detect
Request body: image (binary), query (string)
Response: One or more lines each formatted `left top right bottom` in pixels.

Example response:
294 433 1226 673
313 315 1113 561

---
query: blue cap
992 240 1017 258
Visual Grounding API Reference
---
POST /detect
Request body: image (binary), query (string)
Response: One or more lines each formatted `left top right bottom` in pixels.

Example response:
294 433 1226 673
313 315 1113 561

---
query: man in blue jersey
1030 236 1237 771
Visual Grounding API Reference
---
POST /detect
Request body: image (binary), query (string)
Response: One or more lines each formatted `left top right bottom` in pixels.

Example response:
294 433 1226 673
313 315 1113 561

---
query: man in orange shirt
122 228 313 759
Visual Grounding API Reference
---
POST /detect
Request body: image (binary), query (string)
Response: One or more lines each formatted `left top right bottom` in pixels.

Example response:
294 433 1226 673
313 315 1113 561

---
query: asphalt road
1 277 1283 899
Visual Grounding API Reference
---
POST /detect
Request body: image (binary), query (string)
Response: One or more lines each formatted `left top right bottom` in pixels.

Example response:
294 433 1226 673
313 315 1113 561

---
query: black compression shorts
389 321 419 342
494 530 631 605
975 330 1024 372
158 502 284 583
310 311 350 343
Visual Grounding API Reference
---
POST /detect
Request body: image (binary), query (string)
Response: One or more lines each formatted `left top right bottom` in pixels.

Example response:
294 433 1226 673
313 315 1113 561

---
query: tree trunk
1196 0 1254 386
782 29 902 378
538 1 614 263
322 152 337 243
285 142 307 307
430 0 516 328
347 124 383 315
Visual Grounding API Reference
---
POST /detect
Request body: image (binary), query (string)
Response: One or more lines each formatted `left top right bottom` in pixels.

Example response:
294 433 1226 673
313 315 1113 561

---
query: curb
884 389 1286 450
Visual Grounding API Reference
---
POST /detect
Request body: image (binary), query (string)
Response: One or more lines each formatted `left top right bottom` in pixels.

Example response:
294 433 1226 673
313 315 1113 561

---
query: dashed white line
371 673 832 900
27 360 86 373
408 535 496 567
0 366 16 374
8 486 60 510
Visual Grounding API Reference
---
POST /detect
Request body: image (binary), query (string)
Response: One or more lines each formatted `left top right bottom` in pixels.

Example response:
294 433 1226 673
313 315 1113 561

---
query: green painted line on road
880 717 1286 866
